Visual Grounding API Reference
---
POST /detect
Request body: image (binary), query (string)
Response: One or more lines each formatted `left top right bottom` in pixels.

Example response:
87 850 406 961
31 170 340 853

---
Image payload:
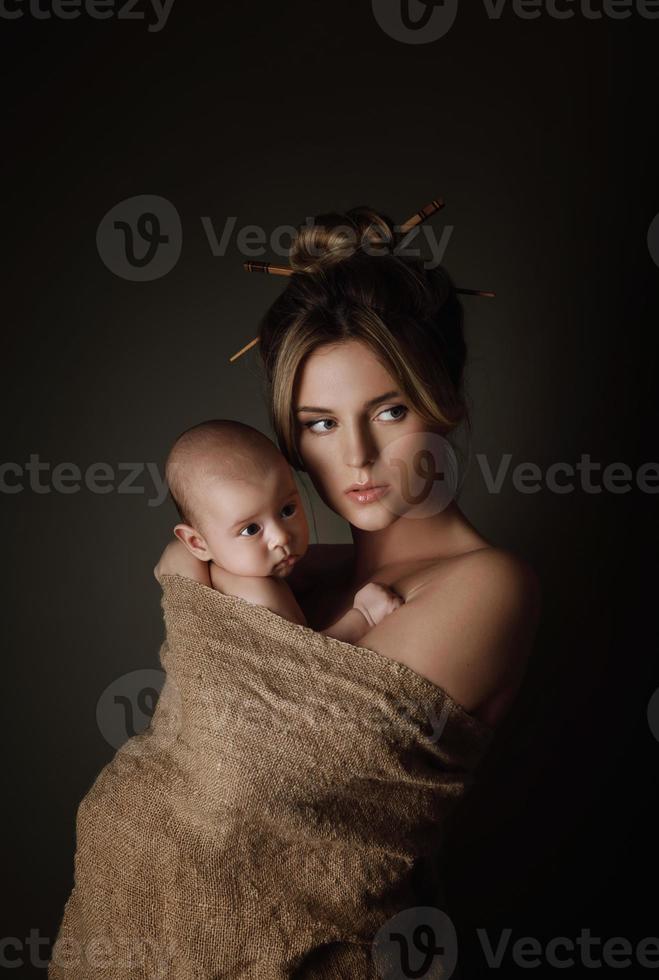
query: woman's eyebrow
295 390 401 414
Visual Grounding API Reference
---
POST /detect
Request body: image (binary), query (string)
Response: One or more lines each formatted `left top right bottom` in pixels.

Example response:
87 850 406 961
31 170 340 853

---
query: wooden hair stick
399 197 445 234
242 260 494 297
231 197 493 362
244 197 446 277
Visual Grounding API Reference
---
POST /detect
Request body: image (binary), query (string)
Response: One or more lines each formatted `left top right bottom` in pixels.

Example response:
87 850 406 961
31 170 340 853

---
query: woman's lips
345 485 390 504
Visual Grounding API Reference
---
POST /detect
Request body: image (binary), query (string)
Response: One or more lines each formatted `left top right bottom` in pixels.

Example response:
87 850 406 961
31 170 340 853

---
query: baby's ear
173 524 211 561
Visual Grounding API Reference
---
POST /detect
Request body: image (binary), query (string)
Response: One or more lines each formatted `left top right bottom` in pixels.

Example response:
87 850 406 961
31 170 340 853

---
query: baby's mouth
274 554 298 572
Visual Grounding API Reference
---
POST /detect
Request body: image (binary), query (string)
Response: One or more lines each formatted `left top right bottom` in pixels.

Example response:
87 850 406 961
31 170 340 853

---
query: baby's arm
320 583 403 644
208 564 402 641
209 563 307 626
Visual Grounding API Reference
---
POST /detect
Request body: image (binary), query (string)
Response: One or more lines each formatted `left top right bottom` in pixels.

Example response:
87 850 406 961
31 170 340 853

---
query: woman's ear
173 524 211 561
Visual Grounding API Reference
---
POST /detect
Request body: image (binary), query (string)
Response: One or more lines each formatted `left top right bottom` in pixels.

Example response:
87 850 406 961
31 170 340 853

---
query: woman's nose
343 422 376 469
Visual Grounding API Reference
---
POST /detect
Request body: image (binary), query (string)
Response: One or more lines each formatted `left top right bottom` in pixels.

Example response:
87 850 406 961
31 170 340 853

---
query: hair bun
289 207 395 275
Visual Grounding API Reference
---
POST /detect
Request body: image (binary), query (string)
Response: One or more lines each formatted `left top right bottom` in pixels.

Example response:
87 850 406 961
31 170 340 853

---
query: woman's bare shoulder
445 545 540 589
419 546 542 652
359 546 542 727
400 544 538 596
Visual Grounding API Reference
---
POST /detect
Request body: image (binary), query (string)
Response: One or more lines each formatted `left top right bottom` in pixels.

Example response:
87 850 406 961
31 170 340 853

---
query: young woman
155 205 541 731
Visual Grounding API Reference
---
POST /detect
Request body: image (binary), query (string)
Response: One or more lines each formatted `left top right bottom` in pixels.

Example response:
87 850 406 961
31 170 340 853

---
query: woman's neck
348 501 488 587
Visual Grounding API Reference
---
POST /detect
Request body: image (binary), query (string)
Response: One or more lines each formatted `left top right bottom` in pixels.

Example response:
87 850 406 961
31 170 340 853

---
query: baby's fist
353 582 403 628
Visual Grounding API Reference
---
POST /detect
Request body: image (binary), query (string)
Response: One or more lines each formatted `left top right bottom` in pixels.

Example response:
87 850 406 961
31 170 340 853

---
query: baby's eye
239 523 261 538
281 502 297 518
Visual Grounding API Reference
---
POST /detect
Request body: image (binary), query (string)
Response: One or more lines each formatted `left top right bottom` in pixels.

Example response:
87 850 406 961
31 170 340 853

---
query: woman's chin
336 500 398 532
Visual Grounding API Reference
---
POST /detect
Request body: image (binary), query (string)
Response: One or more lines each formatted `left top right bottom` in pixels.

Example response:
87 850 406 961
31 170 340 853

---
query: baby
161 419 402 643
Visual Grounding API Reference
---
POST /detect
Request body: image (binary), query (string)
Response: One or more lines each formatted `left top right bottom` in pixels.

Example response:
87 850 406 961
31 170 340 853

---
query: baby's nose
269 524 292 549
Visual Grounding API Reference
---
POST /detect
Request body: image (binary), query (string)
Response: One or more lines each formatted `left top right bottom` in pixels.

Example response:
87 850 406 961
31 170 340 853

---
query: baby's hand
353 582 403 629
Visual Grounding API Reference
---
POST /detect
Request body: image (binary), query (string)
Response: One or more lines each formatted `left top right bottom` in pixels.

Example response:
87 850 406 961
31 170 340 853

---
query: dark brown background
2 1 658 976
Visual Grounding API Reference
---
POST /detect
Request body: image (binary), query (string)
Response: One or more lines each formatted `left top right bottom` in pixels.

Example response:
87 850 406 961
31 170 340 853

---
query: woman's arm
321 583 403 644
354 548 541 727
320 608 370 643
154 538 212 587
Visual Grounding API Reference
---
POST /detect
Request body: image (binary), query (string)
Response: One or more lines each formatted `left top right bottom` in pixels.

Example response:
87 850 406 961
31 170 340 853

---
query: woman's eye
378 405 408 422
304 418 336 434
239 523 261 538
303 407 407 434
281 502 297 518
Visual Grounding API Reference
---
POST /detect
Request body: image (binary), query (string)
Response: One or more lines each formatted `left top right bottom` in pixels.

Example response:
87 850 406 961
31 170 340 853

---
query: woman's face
294 339 453 531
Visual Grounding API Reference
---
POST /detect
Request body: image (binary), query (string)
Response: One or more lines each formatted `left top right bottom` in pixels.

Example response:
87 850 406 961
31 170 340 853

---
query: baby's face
195 461 309 578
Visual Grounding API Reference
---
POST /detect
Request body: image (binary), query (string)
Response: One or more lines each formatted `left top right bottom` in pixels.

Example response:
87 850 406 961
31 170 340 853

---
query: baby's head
165 420 309 578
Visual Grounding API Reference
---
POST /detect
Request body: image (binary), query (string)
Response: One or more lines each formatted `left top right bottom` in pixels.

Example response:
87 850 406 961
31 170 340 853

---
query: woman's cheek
301 441 341 508
378 430 460 519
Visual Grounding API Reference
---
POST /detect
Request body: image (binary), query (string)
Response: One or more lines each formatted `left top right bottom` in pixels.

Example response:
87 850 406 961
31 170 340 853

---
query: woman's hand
154 538 212 587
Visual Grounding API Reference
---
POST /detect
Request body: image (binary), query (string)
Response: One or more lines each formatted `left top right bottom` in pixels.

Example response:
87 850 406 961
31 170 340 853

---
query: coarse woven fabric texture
49 573 495 979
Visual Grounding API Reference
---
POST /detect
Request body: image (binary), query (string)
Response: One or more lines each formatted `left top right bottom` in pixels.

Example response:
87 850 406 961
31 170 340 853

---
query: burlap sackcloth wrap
49 573 495 979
